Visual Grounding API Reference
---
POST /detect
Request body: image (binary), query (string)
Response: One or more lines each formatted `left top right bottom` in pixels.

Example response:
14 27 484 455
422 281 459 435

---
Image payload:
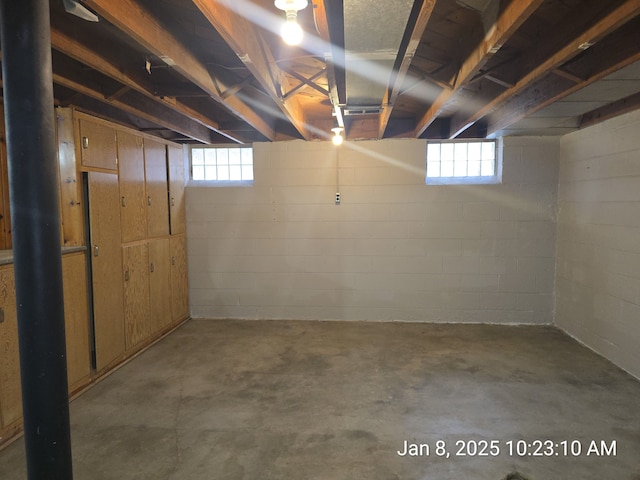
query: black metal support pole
0 1 74 479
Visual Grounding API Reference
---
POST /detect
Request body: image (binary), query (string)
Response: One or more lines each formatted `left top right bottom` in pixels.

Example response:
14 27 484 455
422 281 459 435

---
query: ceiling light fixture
274 0 308 46
331 127 344 146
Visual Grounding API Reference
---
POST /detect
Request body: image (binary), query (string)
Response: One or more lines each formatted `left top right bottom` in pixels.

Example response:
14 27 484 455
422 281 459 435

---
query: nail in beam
0 0 74 478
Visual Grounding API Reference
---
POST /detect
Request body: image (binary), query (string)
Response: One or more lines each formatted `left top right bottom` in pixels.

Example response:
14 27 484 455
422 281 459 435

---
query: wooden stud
579 90 640 129
191 0 311 140
450 0 640 138
50 29 236 143
415 0 545 137
379 0 436 138
82 0 275 141
54 72 217 145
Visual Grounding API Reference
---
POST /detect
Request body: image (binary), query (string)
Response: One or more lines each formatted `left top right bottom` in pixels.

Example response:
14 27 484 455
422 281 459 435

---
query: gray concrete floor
1 319 639 479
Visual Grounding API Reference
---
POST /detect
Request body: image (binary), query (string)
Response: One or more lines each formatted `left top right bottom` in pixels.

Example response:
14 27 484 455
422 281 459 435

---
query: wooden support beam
579 91 640 129
192 0 312 140
221 75 255 99
451 0 640 138
281 67 328 99
402 68 454 94
485 14 640 136
83 0 275 141
378 0 436 139
552 68 583 84
53 73 217 144
415 0 544 137
50 28 244 143
483 74 514 89
105 85 130 102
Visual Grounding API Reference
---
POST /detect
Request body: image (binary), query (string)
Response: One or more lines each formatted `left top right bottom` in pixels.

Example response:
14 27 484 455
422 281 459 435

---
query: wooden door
79 118 117 170
123 242 151 350
170 235 189 324
88 172 125 371
168 145 186 235
62 252 91 391
118 131 146 243
145 139 169 238
0 266 22 427
149 238 171 333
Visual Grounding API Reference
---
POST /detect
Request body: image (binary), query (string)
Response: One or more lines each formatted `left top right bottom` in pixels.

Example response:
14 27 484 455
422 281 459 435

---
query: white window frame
189 144 254 186
425 138 502 185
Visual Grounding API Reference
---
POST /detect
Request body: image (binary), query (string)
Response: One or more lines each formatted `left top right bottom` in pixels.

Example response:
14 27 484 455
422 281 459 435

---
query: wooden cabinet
0 266 21 429
145 139 170 238
79 118 117 170
62 252 91 391
168 145 186 235
88 172 125 372
123 242 151 351
149 238 171 332
118 131 147 243
124 239 175 349
0 253 93 432
170 235 189 324
0 109 189 447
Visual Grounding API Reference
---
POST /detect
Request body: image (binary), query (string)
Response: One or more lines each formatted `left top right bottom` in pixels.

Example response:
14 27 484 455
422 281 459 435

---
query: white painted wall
187 137 559 323
556 110 640 379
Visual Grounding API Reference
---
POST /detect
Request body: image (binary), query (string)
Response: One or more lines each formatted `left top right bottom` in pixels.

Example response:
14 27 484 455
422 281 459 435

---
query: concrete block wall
556 109 640 378
187 137 559 323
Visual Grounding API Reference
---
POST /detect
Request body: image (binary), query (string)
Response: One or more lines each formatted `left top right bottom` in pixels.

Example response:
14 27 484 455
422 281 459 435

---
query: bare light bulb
331 127 344 146
281 17 303 45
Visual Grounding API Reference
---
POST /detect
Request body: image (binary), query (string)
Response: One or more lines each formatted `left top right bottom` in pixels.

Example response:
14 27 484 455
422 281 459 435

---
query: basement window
426 139 501 185
190 145 253 184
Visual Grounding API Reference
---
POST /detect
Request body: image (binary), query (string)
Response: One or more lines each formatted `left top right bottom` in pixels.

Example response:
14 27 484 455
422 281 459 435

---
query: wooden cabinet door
62 252 91 391
79 119 117 170
123 242 151 350
88 172 125 372
168 145 186 235
145 139 170 238
118 131 146 243
0 266 22 427
170 235 189 324
149 238 171 333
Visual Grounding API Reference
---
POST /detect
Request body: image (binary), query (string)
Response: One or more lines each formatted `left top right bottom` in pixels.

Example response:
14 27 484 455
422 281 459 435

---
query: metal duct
343 0 415 112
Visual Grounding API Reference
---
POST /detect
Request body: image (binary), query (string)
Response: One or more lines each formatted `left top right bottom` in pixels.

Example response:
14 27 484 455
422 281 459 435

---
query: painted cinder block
188 136 559 325
556 109 640 379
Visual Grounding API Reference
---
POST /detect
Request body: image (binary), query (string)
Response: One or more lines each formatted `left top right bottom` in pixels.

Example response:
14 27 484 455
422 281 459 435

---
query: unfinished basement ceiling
4 0 639 144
